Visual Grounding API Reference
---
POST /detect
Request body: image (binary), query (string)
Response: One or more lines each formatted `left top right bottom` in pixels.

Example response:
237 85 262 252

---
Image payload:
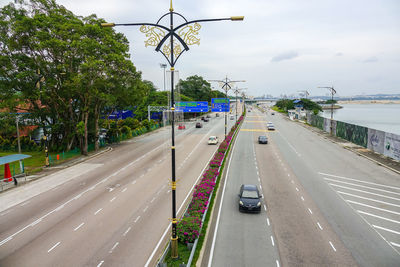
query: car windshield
242 190 259 198
209 137 216 140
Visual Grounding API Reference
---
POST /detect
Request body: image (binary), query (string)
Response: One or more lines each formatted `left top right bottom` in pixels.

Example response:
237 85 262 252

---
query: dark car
203 117 209 122
216 113 220 117
206 114 211 118
196 122 203 128
238 184 262 213
258 135 268 144
201 116 205 121
271 112 275 115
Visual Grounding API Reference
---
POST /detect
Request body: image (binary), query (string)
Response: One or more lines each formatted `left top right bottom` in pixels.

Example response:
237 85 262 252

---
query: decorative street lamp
318 86 336 135
209 77 245 137
101 1 243 259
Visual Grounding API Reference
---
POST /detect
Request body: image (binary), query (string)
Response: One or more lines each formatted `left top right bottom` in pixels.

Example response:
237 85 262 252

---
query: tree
0 0 147 154
178 75 213 101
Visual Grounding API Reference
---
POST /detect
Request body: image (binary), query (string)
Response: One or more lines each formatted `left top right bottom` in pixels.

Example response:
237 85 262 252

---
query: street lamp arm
101 22 170 31
173 16 243 31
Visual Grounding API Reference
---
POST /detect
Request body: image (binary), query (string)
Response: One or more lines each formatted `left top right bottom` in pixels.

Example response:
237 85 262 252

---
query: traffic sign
176 101 209 113
211 98 230 112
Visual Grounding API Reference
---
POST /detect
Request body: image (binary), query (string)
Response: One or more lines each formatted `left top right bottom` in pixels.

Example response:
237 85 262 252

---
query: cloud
271 51 299 62
363 56 378 63
335 52 343 56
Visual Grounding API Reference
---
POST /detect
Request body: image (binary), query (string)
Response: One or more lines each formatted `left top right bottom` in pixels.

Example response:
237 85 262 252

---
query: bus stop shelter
0 154 31 186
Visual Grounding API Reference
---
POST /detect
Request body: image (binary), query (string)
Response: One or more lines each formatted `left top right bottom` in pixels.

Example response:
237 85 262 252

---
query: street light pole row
101 1 243 259
209 77 245 137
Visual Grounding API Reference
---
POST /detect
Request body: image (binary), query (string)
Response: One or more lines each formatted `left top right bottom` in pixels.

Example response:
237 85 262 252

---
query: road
206 106 400 266
0 109 239 267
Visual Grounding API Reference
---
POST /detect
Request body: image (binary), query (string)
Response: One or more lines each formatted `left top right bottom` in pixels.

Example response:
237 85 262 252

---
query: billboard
176 101 209 113
211 98 230 112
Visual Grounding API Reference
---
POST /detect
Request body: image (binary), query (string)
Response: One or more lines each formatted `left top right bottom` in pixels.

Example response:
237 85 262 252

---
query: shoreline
338 100 400 104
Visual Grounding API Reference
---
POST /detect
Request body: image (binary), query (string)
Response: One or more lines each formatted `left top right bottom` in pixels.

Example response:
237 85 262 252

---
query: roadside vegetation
0 0 226 162
274 98 322 114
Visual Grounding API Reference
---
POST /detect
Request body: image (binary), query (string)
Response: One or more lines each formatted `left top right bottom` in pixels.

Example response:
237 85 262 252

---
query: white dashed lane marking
94 208 102 215
47 241 61 253
74 222 85 231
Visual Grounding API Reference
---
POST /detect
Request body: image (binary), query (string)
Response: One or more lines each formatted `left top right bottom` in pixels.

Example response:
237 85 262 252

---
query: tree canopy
0 0 148 154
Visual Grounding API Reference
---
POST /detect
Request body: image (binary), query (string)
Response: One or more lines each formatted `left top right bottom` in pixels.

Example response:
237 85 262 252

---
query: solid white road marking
134 216 141 223
357 210 400 224
109 242 119 253
0 237 12 246
97 261 104 267
391 242 400 248
48 241 60 253
329 241 336 251
0 210 12 216
373 225 400 235
74 222 84 231
271 236 275 246
30 218 42 227
347 200 400 216
123 227 131 236
146 146 219 267
338 191 400 208
207 135 238 267
320 172 400 191
94 208 102 215
308 208 313 214
329 183 400 201
20 201 30 207
317 222 323 230
110 197 116 202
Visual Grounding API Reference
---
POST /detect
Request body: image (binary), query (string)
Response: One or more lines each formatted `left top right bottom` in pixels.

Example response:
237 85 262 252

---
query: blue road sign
211 98 230 112
176 101 209 113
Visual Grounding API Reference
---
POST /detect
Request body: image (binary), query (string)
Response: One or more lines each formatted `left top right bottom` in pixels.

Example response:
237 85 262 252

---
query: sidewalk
295 119 400 175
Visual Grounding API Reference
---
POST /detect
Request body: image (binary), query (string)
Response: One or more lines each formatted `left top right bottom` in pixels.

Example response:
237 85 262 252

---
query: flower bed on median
176 115 244 244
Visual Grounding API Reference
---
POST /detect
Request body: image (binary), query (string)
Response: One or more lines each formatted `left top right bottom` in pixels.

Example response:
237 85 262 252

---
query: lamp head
231 16 244 21
101 23 115 28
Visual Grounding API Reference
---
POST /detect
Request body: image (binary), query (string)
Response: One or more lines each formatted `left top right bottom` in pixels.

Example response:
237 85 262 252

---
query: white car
208 136 219 145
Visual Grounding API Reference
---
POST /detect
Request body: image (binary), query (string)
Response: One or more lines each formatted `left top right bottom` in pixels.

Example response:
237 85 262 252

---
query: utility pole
318 86 336 135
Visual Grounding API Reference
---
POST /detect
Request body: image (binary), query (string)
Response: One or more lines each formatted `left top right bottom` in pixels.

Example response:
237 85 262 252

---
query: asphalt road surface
0 109 240 267
206 105 400 267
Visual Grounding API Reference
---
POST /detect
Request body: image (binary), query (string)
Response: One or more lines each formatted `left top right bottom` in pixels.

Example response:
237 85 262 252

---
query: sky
1 0 399 98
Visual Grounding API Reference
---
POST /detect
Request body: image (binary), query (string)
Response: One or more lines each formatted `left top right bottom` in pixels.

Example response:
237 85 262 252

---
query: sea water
320 104 400 135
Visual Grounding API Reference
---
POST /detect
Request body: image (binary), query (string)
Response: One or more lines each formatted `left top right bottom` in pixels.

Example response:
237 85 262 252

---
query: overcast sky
1 0 399 97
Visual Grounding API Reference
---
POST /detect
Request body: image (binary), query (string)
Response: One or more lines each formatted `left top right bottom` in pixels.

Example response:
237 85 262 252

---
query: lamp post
160 63 167 92
35 69 49 167
101 2 243 259
233 87 246 122
318 86 336 135
209 77 245 137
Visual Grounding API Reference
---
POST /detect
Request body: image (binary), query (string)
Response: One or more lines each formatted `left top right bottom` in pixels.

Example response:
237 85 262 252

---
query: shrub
177 216 202 244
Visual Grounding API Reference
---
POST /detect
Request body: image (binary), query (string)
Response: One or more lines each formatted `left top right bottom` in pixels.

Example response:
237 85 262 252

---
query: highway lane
208 111 280 267
0 110 239 266
260 105 400 266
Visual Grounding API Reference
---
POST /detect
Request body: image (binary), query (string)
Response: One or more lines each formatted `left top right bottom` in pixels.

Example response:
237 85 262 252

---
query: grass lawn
0 150 80 176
